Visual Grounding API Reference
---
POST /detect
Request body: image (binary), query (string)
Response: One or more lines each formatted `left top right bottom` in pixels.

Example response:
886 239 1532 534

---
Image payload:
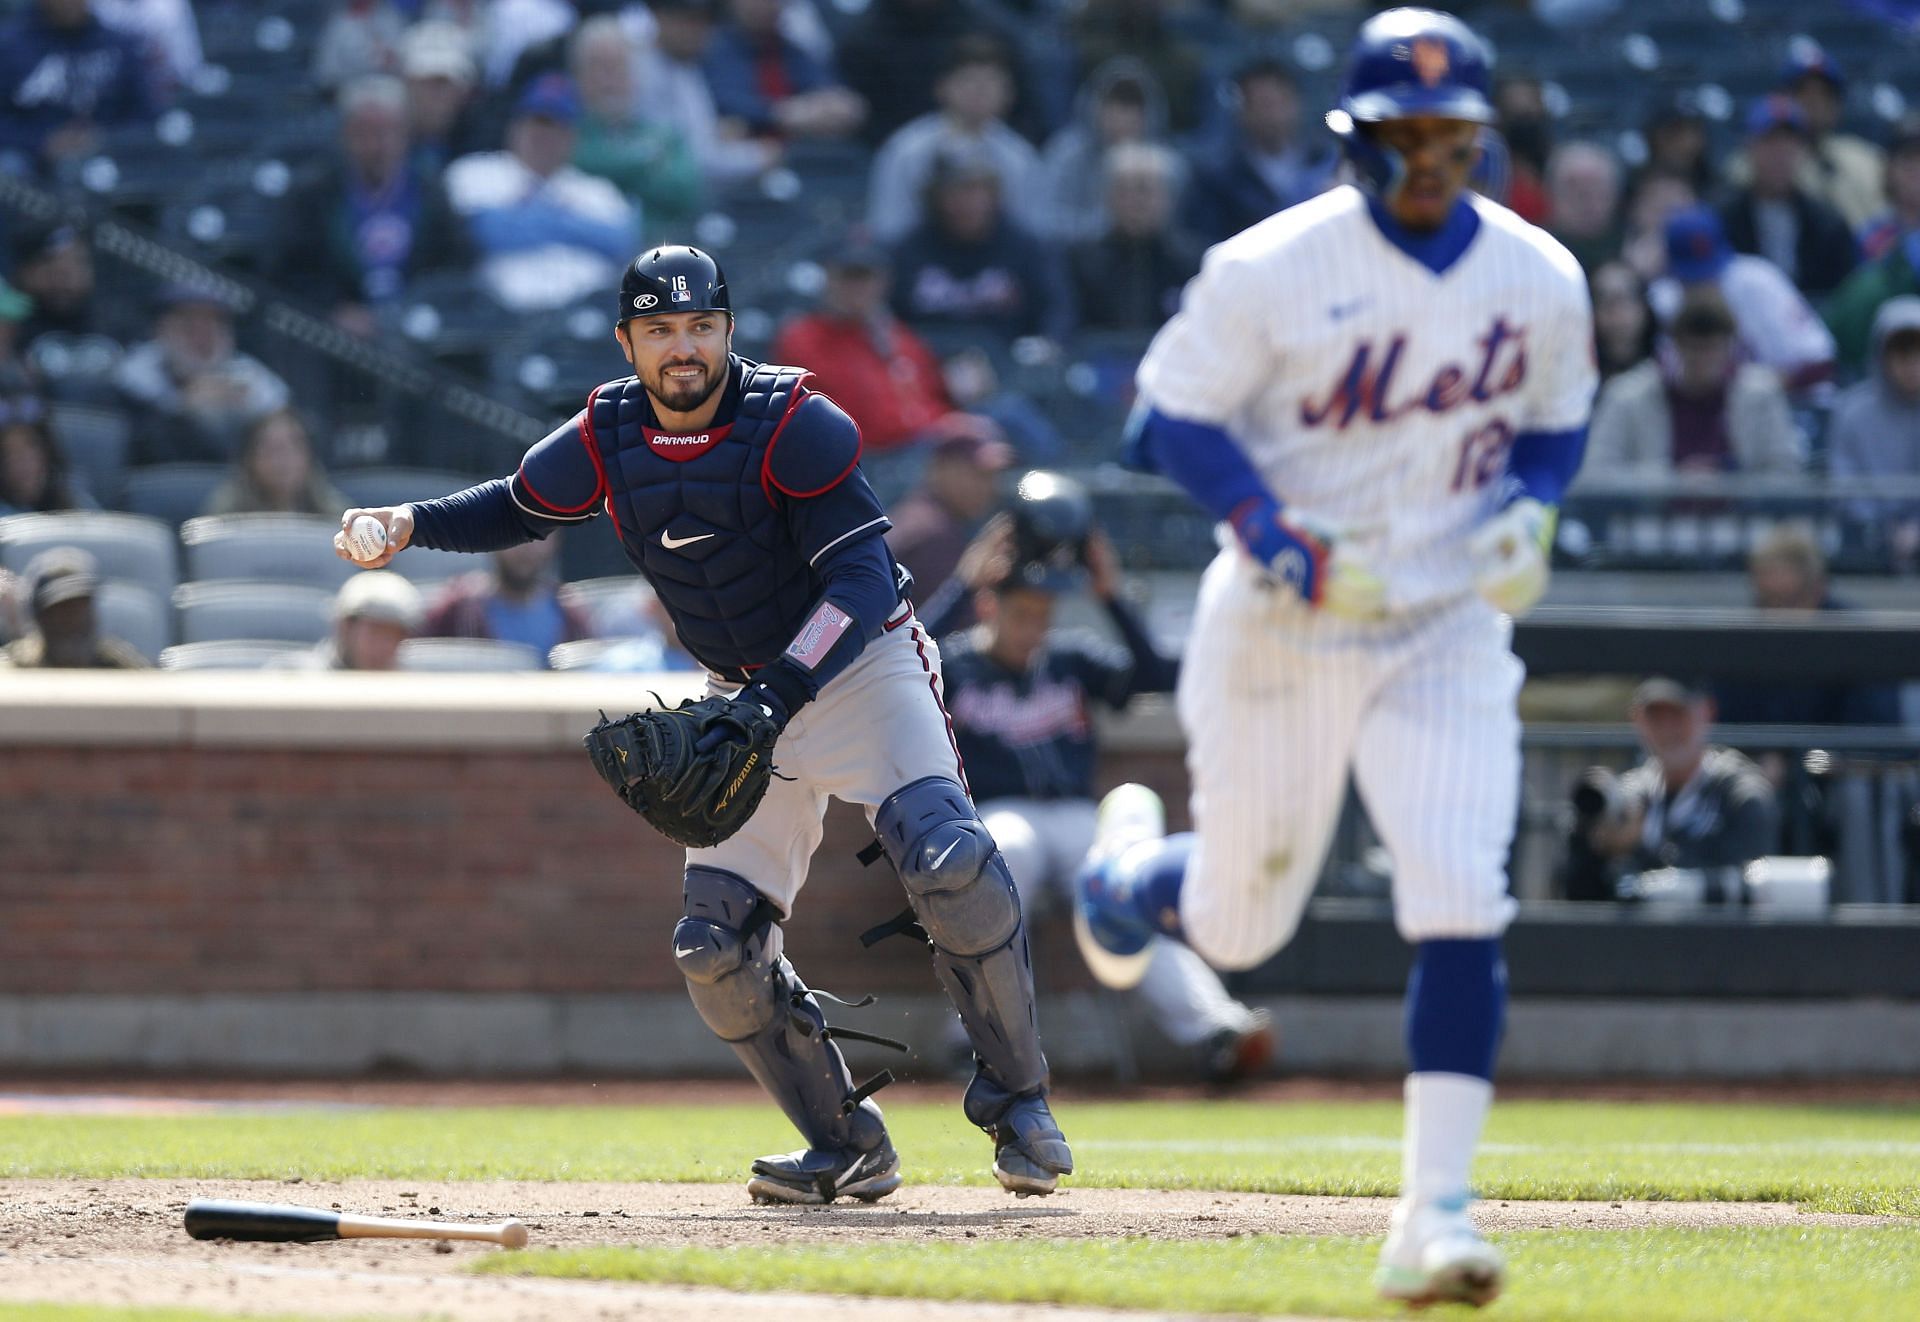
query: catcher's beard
645 359 724 415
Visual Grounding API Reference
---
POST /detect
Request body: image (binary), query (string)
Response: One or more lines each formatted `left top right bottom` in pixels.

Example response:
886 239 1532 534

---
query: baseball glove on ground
583 696 780 848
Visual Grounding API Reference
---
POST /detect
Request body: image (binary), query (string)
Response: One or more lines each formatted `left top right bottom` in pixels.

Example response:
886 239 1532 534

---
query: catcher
332 246 1072 1205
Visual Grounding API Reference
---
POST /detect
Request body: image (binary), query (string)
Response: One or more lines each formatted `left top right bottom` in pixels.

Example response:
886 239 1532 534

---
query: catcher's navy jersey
509 356 898 675
938 604 1176 802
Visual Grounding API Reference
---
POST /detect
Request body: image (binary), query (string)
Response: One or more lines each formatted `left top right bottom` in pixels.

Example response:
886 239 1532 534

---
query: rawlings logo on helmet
634 293 658 310
1411 37 1450 87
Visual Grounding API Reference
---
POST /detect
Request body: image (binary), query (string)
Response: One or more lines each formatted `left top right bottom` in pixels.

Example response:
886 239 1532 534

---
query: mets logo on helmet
1411 37 1450 87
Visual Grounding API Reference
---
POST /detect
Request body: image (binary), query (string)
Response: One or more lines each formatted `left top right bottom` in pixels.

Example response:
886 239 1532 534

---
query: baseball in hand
346 515 389 563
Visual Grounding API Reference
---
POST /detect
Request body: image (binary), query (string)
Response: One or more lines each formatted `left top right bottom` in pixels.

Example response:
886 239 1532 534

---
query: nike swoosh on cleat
661 530 715 550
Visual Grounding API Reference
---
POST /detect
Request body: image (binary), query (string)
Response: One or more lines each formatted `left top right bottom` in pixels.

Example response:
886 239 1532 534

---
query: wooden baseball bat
184 1199 528 1248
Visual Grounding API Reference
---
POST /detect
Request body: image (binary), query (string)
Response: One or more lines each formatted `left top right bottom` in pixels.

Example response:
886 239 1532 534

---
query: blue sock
1404 938 1507 1080
1115 832 1193 940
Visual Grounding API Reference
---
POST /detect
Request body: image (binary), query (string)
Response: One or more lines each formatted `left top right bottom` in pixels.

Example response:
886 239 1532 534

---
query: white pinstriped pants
1177 548 1523 971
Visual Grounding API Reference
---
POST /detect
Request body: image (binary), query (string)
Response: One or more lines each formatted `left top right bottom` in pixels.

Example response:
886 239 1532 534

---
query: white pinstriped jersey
1137 185 1597 611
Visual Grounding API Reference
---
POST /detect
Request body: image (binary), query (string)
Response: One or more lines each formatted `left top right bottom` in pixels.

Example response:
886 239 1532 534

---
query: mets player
1071 10 1595 1307
335 246 1073 1204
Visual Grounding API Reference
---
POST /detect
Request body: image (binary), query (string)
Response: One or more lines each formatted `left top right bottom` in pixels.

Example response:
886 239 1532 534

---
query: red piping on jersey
574 383 612 507
760 377 858 504
908 619 968 791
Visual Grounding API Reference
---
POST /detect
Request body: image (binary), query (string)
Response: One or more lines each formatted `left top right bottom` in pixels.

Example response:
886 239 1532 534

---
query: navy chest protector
586 362 822 675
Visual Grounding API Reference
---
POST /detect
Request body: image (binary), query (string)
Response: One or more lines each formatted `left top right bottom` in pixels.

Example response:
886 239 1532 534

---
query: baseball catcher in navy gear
333 245 1073 1205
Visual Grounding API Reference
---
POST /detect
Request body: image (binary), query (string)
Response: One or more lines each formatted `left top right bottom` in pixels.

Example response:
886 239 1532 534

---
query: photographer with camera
1560 678 1781 902
929 472 1274 1085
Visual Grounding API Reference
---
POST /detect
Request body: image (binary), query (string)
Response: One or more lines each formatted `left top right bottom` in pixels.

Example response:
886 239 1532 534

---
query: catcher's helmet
1326 9 1495 197
618 245 729 323
1008 470 1092 591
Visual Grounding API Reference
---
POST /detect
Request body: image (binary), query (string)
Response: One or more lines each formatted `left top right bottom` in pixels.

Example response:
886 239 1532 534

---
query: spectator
1558 678 1778 902
769 232 952 453
1655 206 1836 392
867 35 1044 244
1545 141 1622 273
93 0 201 100
0 547 147 669
569 16 703 240
283 570 422 671
8 220 106 350
311 0 407 93
1582 289 1803 483
885 418 1014 595
400 20 487 176
1182 59 1337 248
940 346 1067 463
1638 92 1715 195
422 535 592 665
1591 261 1655 382
443 74 639 313
1861 117 1920 262
1493 74 1551 224
472 0 577 89
1827 297 1920 569
1068 142 1201 333
1826 233 1920 380
1776 42 1886 232
0 0 156 177
1070 0 1203 135
635 0 778 188
116 282 291 466
838 0 995 146
0 396 93 515
1619 169 1696 281
0 280 37 396
701 0 863 143
1039 61 1171 246
202 409 349 518
890 144 1071 348
272 75 472 339
935 519 1273 1084
1720 96 1858 300
1713 527 1904 726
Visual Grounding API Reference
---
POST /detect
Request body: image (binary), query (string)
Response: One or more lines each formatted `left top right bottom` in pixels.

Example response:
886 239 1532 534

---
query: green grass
3 1100 1915 1216
476 1226 1920 1320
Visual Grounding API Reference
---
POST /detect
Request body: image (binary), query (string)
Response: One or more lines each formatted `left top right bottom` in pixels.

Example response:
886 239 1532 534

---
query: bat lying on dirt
184 1199 529 1248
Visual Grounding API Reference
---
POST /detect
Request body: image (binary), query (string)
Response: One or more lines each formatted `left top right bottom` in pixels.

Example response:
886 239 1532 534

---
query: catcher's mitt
583 695 781 848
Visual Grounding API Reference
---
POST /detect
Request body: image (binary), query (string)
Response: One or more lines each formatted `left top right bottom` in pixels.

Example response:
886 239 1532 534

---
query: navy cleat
964 1076 1074 1197
1071 783 1166 990
747 1136 902 1205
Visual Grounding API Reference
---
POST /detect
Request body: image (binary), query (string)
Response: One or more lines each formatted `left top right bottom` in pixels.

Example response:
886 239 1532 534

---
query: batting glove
1230 496 1387 622
1469 497 1556 618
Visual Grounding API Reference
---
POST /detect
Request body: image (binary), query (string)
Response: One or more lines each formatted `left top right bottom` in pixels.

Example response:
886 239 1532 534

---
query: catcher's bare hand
333 506 414 569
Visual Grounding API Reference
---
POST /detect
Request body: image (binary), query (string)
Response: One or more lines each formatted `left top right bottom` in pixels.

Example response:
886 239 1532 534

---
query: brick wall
0 737 1189 998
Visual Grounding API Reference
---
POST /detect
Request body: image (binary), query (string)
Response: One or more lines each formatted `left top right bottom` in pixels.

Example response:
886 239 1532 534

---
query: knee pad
874 777 1020 958
673 867 780 1041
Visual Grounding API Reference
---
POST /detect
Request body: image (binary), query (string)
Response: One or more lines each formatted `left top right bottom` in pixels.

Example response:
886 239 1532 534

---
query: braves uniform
937 600 1258 1056
1074 10 1596 1306
391 247 1072 1205
1138 183 1594 963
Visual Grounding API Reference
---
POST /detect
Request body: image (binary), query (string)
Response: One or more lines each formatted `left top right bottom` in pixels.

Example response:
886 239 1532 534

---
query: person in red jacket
771 234 953 452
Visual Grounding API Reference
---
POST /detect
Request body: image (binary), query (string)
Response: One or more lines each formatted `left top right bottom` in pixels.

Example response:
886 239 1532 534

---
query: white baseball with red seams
1133 183 1597 965
346 515 388 563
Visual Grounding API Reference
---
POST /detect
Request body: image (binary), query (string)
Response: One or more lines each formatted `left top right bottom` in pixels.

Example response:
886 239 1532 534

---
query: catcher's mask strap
859 906 928 949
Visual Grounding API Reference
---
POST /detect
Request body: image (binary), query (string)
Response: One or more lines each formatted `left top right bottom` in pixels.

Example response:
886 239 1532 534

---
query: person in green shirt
1825 232 1920 379
569 15 703 239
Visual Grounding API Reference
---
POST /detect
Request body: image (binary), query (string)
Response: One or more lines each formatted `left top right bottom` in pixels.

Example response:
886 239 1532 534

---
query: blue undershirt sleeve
406 479 556 553
745 531 900 721
1130 406 1277 524
1504 425 1588 507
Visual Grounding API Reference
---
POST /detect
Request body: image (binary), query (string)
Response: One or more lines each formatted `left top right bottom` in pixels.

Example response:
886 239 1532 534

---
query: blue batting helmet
1327 9 1495 197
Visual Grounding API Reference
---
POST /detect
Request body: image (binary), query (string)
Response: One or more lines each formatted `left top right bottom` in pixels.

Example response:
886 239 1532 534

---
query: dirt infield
0 1177 1900 1321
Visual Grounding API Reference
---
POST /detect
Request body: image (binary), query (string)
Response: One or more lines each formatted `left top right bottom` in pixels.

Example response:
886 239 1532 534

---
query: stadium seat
558 576 655 636
333 468 472 508
392 543 479 585
94 580 172 663
158 639 310 670
179 513 356 589
121 464 232 526
0 510 180 603
172 580 335 644
547 637 625 670
397 637 545 671
46 401 133 505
